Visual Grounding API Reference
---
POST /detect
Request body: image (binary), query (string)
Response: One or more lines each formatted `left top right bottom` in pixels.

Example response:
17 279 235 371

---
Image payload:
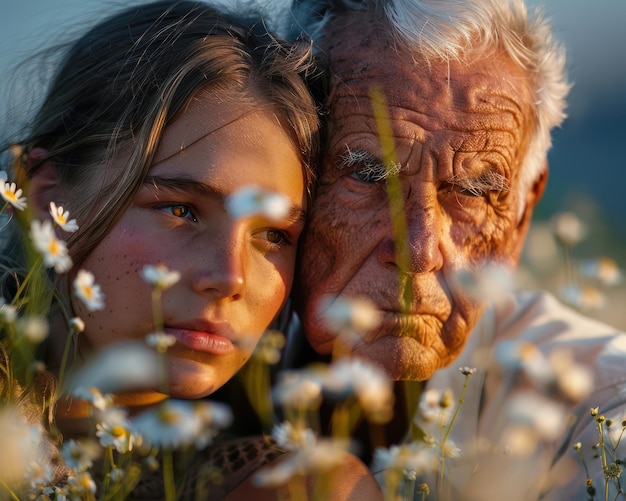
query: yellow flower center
159 407 181 425
111 425 128 438
48 239 60 256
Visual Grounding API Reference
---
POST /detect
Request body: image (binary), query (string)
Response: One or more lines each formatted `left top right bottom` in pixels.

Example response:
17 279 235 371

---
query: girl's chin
165 358 229 399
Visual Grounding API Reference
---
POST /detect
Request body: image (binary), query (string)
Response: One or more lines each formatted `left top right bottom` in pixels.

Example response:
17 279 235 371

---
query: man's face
295 13 541 380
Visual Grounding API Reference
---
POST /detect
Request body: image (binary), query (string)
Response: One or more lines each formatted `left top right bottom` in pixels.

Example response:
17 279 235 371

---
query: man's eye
450 185 484 197
159 204 197 221
350 169 382 184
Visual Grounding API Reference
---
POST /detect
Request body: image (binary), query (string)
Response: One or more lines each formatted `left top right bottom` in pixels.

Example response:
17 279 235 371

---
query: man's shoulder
493 289 625 345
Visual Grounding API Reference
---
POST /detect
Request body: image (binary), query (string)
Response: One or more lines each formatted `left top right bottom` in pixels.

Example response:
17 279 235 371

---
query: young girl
0 1 382 499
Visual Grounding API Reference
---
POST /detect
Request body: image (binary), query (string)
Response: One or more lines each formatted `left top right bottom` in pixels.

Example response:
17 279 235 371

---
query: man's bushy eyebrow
448 170 510 195
336 146 402 180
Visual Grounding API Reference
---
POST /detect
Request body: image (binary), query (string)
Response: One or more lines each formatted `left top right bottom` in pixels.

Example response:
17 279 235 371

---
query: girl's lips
165 328 235 355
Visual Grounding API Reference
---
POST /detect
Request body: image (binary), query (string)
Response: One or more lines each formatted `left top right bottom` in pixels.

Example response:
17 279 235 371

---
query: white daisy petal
73 269 106 311
0 180 27 211
225 185 290 221
49 201 79 233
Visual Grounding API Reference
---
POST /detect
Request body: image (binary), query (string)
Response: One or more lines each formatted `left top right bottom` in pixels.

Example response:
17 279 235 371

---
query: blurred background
1 0 625 327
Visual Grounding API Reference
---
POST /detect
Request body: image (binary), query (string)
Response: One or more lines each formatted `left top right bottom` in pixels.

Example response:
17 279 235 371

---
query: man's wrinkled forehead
323 11 534 126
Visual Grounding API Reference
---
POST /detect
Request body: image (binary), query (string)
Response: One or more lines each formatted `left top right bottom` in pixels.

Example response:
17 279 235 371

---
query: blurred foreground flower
225 185 290 221
73 269 105 311
49 201 79 233
96 407 136 453
322 358 394 424
60 439 101 472
132 399 232 450
141 263 180 290
580 257 623 286
373 441 438 476
273 369 323 410
551 211 587 247
0 298 17 322
560 284 606 311
502 392 568 455
0 179 27 211
253 437 352 488
318 295 382 347
452 262 515 304
0 407 42 487
72 386 113 411
417 388 455 426
67 342 159 395
252 330 286 364
145 331 176 352
272 421 317 451
29 219 73 273
16 316 49 344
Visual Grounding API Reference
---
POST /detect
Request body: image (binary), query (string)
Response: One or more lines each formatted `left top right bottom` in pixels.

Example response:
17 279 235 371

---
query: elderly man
281 0 626 499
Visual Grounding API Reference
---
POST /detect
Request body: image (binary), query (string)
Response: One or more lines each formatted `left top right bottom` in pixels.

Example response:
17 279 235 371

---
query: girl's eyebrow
143 175 307 222
144 174 221 197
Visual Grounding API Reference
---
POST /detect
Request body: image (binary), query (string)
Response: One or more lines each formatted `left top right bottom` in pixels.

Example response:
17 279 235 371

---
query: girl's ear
27 148 60 219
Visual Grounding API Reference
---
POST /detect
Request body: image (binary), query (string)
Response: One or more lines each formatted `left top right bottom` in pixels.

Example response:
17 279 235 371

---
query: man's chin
349 336 455 381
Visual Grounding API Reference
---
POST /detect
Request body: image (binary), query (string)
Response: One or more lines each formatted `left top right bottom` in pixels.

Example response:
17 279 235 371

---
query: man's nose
190 226 245 300
377 194 444 274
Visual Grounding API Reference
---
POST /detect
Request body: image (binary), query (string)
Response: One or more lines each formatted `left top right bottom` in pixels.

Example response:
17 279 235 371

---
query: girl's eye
159 204 197 222
258 229 289 247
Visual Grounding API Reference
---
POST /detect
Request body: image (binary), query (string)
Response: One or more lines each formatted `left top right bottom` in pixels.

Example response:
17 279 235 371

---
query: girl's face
72 90 306 398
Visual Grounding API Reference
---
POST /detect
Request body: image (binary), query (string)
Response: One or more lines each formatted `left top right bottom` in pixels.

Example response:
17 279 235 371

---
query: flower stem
162 449 176 501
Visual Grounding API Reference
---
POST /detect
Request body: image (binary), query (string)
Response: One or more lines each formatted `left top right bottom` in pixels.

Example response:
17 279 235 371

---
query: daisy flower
73 269 105 311
271 421 317 452
67 471 97 496
225 185 290 221
24 462 53 489
131 399 202 449
140 263 180 290
96 407 135 454
193 400 233 448
49 201 79 232
580 257 623 286
322 358 394 423
29 219 73 273
60 439 100 472
273 369 323 409
0 179 27 211
417 388 455 425
69 317 85 333
372 442 438 476
253 438 351 488
252 330 286 364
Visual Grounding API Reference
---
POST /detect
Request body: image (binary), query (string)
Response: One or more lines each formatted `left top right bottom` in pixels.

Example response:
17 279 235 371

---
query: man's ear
511 163 549 262
27 148 60 219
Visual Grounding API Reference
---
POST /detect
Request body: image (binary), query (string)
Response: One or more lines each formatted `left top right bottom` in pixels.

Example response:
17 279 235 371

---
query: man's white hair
287 0 570 217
